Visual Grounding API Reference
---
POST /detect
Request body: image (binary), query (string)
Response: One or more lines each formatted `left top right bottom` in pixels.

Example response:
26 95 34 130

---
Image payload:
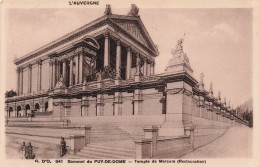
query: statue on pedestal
55 75 65 88
127 4 139 17
104 4 112 15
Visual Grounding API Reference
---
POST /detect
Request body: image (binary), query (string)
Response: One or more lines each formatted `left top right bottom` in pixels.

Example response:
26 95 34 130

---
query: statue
218 91 221 99
175 39 183 53
127 4 139 17
104 4 112 15
55 75 65 88
97 72 103 82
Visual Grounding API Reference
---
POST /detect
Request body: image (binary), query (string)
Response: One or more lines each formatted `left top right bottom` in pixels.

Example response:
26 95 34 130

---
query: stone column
56 61 60 80
52 60 57 88
16 68 20 95
104 32 110 67
134 53 141 82
143 58 147 76
116 40 121 79
147 63 151 76
62 59 66 84
28 64 32 94
69 57 73 86
75 55 79 84
20 67 23 95
49 60 53 89
126 47 132 80
79 52 83 84
37 60 42 91
151 62 155 75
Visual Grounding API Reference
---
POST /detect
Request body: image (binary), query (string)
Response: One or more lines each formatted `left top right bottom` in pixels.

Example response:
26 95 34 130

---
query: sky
4 7 252 107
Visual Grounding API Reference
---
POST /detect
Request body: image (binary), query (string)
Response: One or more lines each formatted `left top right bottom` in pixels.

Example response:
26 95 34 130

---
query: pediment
113 20 150 48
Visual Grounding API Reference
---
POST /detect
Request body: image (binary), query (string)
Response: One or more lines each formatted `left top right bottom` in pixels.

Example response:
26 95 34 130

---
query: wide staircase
65 123 136 159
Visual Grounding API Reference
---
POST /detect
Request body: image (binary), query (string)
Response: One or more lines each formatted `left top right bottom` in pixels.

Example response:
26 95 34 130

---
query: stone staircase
90 124 135 144
65 123 136 159
66 144 135 159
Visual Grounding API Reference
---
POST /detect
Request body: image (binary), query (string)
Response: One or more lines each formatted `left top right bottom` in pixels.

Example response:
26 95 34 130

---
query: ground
5 125 252 159
181 125 252 158
5 134 60 159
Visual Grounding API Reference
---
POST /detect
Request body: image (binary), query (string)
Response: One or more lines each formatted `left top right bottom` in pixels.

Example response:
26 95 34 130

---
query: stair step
87 144 135 153
77 150 134 159
82 146 135 156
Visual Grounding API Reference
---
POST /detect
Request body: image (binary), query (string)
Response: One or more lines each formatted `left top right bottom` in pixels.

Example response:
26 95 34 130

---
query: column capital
104 31 110 38
116 39 121 46
68 55 75 61
18 67 24 71
127 46 132 52
49 59 55 65
28 64 32 69
36 59 43 65
62 58 68 63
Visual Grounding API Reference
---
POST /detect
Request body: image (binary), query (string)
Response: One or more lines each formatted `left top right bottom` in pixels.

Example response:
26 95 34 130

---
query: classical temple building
5 4 248 159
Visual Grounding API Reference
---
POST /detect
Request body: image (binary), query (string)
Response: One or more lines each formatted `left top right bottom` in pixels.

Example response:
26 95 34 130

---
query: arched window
8 107 13 117
35 103 40 112
17 106 21 117
25 104 30 117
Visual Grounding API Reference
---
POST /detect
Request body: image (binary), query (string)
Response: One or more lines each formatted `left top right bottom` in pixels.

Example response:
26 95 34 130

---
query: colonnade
16 34 155 95
16 60 42 95
103 33 155 80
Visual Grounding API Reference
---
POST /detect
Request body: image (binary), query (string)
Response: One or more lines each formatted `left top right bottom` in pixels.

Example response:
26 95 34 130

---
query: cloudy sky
4 7 252 107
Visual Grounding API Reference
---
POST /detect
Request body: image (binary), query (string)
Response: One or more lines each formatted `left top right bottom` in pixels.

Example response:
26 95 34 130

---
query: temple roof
14 7 159 65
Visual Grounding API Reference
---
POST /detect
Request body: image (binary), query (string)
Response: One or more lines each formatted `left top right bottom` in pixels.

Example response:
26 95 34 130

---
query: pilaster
82 96 90 116
37 59 42 92
20 67 23 95
113 92 123 115
96 94 104 116
16 68 20 95
133 89 143 115
28 64 32 94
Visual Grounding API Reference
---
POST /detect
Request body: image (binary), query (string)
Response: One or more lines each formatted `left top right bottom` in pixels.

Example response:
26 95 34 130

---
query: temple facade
5 4 248 137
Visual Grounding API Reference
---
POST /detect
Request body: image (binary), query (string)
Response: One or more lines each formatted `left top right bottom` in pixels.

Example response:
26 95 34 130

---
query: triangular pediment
110 17 158 56
115 20 149 47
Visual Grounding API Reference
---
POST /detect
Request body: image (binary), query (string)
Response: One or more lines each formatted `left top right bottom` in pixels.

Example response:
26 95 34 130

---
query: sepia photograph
1 0 259 166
